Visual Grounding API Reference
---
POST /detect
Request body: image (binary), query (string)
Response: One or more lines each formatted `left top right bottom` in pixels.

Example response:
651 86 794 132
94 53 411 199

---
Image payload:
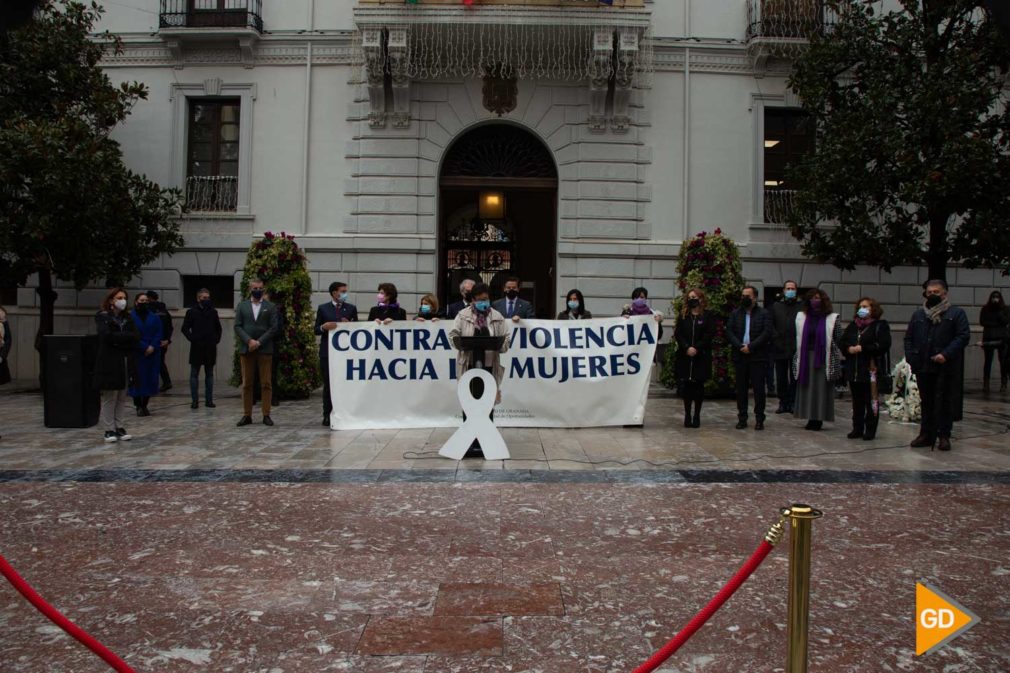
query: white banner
327 316 658 430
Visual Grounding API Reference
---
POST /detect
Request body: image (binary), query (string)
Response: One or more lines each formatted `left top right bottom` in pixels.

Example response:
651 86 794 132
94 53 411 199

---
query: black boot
983 376 990 394
684 398 693 428
863 414 879 440
692 400 702 428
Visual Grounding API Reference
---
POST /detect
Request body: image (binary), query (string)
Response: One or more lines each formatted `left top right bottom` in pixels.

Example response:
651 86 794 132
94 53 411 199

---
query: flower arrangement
885 357 921 423
660 228 744 396
229 232 322 399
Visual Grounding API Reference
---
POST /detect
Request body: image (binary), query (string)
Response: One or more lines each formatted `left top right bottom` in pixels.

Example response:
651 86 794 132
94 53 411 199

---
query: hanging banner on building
327 316 658 430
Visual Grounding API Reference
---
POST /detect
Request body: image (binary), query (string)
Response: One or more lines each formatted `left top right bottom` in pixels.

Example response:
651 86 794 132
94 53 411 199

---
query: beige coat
449 306 511 385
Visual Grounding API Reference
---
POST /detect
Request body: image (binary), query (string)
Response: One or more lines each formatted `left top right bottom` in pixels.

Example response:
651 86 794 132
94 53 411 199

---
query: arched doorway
438 124 558 318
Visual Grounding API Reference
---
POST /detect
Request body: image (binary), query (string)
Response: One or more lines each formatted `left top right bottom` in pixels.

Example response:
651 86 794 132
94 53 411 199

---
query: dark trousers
982 345 1007 383
682 380 705 418
775 358 796 409
849 381 878 434
321 358 332 416
159 345 171 385
917 371 953 439
189 364 214 403
735 359 767 421
133 395 150 409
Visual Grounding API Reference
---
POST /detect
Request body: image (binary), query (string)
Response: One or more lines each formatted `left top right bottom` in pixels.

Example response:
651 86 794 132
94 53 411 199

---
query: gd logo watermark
915 582 979 656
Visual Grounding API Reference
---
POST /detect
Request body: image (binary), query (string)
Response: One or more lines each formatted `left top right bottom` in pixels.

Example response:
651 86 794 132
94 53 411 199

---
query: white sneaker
116 428 132 441
103 431 119 443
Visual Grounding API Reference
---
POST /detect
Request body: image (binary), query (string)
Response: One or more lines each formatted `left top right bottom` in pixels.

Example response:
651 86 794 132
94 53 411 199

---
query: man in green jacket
235 278 280 426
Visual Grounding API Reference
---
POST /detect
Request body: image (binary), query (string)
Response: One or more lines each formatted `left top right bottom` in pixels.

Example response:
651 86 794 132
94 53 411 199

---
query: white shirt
252 300 262 321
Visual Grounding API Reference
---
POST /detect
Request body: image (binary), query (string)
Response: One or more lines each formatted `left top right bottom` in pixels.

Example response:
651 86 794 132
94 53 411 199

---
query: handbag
870 357 893 395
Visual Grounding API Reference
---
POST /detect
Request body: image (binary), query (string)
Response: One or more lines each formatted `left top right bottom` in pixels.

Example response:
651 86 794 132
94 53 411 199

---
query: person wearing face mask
449 282 511 411
181 288 223 410
839 297 892 440
978 290 1009 393
621 287 664 340
557 289 592 320
493 277 535 323
791 289 843 431
446 278 477 320
368 283 408 324
93 288 140 442
770 280 802 414
0 305 11 389
904 279 970 451
674 289 715 428
128 292 164 417
235 278 281 427
415 293 441 323
315 281 359 426
727 286 773 430
145 290 174 393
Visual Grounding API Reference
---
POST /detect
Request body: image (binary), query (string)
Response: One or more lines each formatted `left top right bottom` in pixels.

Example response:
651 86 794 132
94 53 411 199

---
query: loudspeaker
43 335 100 428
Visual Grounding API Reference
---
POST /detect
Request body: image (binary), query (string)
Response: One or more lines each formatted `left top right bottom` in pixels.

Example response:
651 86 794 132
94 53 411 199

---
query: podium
440 335 509 460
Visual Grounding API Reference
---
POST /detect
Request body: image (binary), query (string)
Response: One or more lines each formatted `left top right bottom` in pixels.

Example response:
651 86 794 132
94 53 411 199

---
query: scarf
473 306 489 331
797 310 827 385
378 301 400 310
925 298 950 324
629 301 652 316
854 316 875 330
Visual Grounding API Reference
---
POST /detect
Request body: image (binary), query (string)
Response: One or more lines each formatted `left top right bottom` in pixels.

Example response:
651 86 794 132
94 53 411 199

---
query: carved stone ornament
481 66 518 118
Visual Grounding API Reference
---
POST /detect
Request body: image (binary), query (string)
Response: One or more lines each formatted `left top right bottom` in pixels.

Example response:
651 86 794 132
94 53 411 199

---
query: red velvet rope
0 552 137 673
631 540 775 673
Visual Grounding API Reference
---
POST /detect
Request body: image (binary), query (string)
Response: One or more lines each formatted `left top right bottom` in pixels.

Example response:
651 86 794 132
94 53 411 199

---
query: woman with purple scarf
622 287 664 341
792 289 844 430
367 282 407 323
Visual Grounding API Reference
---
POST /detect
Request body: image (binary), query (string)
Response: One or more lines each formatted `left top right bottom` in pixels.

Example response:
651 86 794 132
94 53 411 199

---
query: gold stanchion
783 504 823 673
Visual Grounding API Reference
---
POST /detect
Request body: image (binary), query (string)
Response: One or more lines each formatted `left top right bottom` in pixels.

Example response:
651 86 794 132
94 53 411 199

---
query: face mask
377 294 386 304
420 304 431 315
474 300 491 312
991 296 1002 304
810 298 822 311
784 290 797 300
505 290 519 300
251 289 264 300
339 292 348 302
113 299 127 311
740 296 753 309
136 304 149 314
463 291 472 302
857 307 870 319
925 294 943 308
632 297 648 308
199 299 212 309
567 300 580 311
687 298 700 309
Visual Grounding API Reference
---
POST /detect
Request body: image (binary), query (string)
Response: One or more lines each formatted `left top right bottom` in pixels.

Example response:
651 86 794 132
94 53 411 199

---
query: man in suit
445 278 476 320
727 285 774 431
492 276 535 323
314 281 358 426
235 278 280 427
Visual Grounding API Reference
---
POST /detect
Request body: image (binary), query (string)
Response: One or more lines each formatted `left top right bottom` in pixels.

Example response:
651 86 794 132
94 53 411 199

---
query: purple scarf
854 316 875 330
629 299 652 316
473 306 489 331
797 311 827 385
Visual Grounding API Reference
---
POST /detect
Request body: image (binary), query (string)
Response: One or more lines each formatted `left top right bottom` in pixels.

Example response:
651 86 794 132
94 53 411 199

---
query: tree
230 232 322 399
0 1 182 380
661 229 744 397
786 0 1010 282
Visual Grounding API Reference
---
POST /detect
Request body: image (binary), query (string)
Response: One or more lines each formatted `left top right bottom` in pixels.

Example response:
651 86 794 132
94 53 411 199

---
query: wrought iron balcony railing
764 188 797 224
746 0 835 42
186 176 238 213
160 0 263 32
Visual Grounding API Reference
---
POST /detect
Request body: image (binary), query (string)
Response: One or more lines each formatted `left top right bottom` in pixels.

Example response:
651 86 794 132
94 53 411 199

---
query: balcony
763 188 797 225
746 0 836 73
186 176 238 213
159 0 262 67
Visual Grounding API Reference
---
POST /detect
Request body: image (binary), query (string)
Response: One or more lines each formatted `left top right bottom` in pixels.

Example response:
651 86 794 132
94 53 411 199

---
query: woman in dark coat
674 288 715 428
839 297 892 440
557 289 592 320
128 292 163 416
0 305 11 387
181 288 223 409
94 288 139 442
978 291 1009 392
368 282 408 323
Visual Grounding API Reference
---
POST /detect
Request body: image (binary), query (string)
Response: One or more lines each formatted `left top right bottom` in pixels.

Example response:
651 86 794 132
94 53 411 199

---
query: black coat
93 310 139 390
839 320 892 384
181 304 223 366
727 306 773 362
904 306 970 422
444 300 468 320
0 321 11 386
314 301 359 359
979 305 1010 343
556 310 593 320
152 300 174 342
368 305 407 322
770 299 801 360
674 311 715 383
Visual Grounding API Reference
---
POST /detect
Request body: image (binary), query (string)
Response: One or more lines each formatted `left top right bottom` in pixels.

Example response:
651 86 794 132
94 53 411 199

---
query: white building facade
5 0 1007 381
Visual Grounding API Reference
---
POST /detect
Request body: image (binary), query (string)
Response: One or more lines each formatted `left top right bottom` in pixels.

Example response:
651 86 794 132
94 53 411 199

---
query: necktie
507 301 514 317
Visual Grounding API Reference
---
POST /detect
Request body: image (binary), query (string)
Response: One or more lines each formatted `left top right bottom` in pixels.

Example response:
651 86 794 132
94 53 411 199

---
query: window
182 275 235 309
763 108 813 223
186 98 241 212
